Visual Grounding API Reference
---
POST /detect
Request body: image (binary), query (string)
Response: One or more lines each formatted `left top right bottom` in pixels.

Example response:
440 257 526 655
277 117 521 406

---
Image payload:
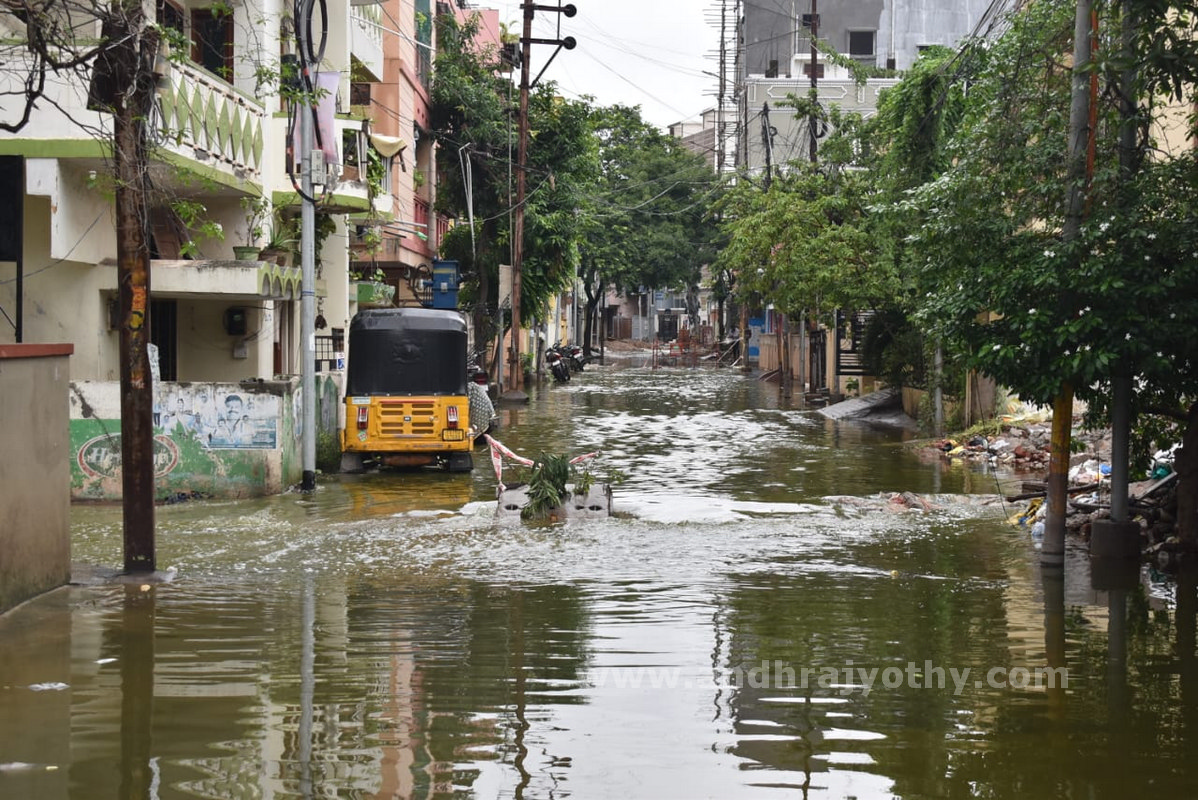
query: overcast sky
490 0 721 129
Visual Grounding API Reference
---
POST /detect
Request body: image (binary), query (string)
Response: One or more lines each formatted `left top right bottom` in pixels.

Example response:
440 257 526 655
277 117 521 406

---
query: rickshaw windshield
346 309 468 396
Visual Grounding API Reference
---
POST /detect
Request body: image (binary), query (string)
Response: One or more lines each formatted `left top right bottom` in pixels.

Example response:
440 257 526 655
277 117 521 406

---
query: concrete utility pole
761 103 791 399
1091 2 1141 560
808 0 819 163
1043 0 1094 567
300 97 317 492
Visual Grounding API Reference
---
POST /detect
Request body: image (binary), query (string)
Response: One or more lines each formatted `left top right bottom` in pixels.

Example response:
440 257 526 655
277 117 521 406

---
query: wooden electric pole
110 10 159 573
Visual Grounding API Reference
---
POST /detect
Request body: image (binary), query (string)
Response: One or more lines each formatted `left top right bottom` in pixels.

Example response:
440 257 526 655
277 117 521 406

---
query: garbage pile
1005 448 1179 554
932 420 1110 472
925 416 1181 553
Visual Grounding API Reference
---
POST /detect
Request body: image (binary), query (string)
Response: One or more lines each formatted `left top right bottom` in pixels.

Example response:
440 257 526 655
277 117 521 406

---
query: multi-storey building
738 0 987 175
0 0 494 498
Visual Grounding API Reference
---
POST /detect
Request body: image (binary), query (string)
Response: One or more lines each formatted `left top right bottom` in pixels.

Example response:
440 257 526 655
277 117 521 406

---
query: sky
489 0 721 130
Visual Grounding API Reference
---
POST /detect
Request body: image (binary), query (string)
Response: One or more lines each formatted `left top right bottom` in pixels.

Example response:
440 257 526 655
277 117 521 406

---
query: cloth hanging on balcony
370 133 407 170
369 134 406 158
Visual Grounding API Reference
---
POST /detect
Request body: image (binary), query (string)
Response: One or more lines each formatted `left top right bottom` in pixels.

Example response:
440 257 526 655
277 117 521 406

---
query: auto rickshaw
340 307 474 472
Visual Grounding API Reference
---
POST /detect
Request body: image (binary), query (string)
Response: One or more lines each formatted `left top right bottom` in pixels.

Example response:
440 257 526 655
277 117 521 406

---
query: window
802 62 825 80
157 0 184 36
848 30 875 61
191 8 234 80
350 82 372 107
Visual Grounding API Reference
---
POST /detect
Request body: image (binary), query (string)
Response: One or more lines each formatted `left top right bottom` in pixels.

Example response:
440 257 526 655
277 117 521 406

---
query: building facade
737 0 986 176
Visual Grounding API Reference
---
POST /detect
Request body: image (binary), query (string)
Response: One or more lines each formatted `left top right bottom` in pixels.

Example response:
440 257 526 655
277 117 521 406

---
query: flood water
3 365 1196 799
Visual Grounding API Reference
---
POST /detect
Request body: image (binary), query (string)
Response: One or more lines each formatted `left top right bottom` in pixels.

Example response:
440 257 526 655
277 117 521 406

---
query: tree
907 1 1198 544
577 104 719 355
715 162 892 334
431 11 516 361
432 12 597 364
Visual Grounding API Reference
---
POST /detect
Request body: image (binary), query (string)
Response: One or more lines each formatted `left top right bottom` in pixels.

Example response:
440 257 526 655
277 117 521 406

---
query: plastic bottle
1030 521 1045 549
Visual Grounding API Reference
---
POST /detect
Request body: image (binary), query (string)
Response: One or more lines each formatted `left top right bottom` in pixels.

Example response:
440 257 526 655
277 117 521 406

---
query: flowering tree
907 1 1198 543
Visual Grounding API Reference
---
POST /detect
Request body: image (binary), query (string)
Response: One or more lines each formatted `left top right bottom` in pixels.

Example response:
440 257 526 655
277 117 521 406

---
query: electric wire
0 212 105 285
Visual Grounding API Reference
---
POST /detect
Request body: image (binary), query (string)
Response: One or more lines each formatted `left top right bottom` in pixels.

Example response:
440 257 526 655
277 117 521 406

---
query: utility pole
717 0 727 173
104 9 159 573
1109 3 1138 531
761 103 772 189
1091 2 1141 560
761 103 791 399
509 2 533 395
1044 0 1094 567
507 2 575 398
299 93 317 492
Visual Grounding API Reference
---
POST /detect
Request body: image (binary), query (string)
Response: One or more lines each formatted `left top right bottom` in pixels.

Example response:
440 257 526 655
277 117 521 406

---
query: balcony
154 60 265 188
151 259 301 301
268 115 372 214
351 5 385 81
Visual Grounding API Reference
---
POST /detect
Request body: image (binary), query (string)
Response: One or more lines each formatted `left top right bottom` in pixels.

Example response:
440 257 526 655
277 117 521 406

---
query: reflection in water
119 584 155 799
3 367 1198 797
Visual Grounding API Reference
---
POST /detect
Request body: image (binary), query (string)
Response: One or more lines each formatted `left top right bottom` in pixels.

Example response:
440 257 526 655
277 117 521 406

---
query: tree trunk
1177 402 1198 549
1043 384 1075 566
582 275 603 359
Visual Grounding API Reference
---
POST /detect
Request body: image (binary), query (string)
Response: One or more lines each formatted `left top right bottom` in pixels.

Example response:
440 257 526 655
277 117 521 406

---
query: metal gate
808 328 827 390
835 310 874 377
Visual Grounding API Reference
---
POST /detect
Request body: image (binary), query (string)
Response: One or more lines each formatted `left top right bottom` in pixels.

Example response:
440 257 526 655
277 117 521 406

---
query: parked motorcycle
546 350 571 383
564 343 587 372
551 342 586 373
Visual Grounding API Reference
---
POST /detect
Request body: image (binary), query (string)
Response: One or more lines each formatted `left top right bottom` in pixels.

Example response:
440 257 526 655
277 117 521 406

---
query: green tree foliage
905 1 1106 406
431 12 596 342
430 12 511 344
859 45 969 389
715 163 892 328
577 105 720 335
906 2 1198 406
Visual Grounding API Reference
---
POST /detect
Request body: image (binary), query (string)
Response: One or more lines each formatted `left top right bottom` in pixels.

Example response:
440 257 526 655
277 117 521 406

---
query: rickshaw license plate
442 430 465 441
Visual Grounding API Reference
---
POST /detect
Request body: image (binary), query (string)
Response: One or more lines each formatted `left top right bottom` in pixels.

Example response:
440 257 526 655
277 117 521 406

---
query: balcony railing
154 60 266 183
351 5 384 80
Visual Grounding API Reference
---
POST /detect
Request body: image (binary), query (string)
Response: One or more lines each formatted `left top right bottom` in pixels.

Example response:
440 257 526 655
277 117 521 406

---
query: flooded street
3 366 1197 798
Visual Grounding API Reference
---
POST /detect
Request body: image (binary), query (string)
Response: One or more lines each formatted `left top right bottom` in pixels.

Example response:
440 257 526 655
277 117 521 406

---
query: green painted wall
68 377 344 500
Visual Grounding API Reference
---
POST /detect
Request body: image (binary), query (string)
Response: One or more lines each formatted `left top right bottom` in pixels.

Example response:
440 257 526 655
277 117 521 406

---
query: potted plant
258 210 297 265
234 196 269 260
352 268 395 306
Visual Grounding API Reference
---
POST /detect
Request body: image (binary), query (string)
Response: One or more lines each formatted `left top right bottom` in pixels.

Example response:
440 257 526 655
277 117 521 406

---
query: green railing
155 61 265 182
